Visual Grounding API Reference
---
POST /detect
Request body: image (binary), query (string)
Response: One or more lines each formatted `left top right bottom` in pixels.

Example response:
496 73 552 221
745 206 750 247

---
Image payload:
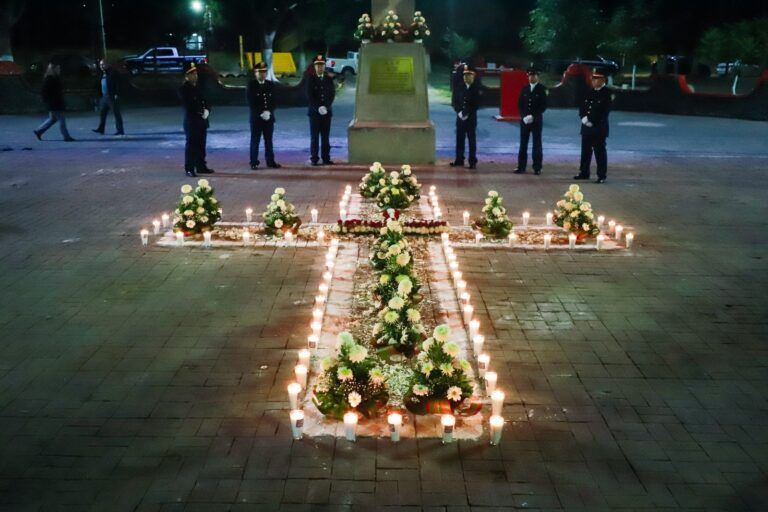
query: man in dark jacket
574 70 612 184
450 65 480 169
92 59 124 135
33 63 75 141
306 55 335 166
178 65 214 177
514 67 547 175
247 62 280 170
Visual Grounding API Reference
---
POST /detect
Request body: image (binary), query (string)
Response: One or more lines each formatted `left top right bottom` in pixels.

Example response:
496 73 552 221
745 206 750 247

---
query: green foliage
474 190 513 238
698 18 768 65
521 0 600 58
441 29 478 61
173 179 221 235
262 187 300 235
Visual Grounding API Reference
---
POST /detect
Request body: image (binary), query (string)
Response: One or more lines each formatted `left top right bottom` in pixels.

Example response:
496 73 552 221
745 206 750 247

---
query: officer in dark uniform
306 55 335 166
178 64 214 177
450 65 480 169
247 62 281 170
574 69 612 184
513 67 547 175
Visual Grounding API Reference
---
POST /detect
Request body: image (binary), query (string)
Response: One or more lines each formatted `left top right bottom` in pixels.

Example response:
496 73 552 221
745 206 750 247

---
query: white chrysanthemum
395 253 411 266
348 345 368 363
420 362 434 375
439 363 455 376
182 195 193 205
181 184 192 194
337 331 354 346
270 194 279 201
186 220 195 228
379 274 391 285
337 367 353 381
406 309 421 322
388 296 405 310
442 342 460 358
574 192 584 202
184 210 194 217
397 279 413 295
412 384 429 396
197 179 210 188
370 368 385 385
274 219 284 228
274 187 285 194
433 324 450 342
569 184 579 193
492 208 501 216
347 391 362 407
446 386 462 401
488 190 499 198
384 311 399 324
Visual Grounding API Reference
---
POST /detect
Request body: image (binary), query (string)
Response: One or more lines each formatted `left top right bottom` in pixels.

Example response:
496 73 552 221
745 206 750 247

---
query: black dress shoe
534 169 542 175
573 174 589 180
311 161 321 167
322 160 334 166
64 137 76 142
250 164 259 170
198 168 215 174
33 130 42 141
92 129 104 135
468 163 477 170
449 161 464 167
185 170 197 177
114 131 124 136
267 162 282 169
595 178 606 184
513 168 526 174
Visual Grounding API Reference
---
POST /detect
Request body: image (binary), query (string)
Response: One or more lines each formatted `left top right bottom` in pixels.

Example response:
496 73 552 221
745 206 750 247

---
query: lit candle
344 411 358 442
508 232 517 247
312 308 323 322
317 230 325 245
140 229 149 246
310 321 322 336
323 269 333 281
473 334 485 354
447 252 457 263
569 233 577 250
340 209 347 221
175 231 184 246
152 219 161 235
597 215 605 228
285 230 293 244
478 353 490 378
203 231 212 248
161 213 170 228
460 292 470 306
545 212 553 226
615 225 623 241
449 261 459 272
218 208 223 218
489 415 504 445
245 208 253 223
543 233 551 250
596 234 605 251
325 260 335 271
456 279 467 294
345 184 352 193
485 371 498 395
288 382 302 409
522 211 530 227
491 389 505 416
242 230 251 245
434 209 442 220
452 270 463 283
463 211 470 226
625 232 634 249
311 208 318 223
318 282 329 296
441 414 455 444
441 232 449 243
388 412 402 442
331 238 339 247
475 232 482 245
430 185 436 193
290 409 305 440
463 304 474 324
469 319 480 339
298 348 311 368
608 220 616 233
294 364 308 388
307 334 319 350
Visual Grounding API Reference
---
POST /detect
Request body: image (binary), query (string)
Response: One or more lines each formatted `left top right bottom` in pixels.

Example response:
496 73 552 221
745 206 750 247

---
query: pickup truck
326 52 359 77
122 47 207 75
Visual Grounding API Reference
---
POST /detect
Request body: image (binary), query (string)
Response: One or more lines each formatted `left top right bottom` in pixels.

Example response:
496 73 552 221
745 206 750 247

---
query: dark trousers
309 115 332 163
97 96 124 133
518 119 542 171
36 111 71 139
579 134 607 179
184 117 208 172
250 116 275 165
455 117 477 164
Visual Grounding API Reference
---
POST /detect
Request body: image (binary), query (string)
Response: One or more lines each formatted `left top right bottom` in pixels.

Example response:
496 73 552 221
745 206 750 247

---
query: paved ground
1 87 768 511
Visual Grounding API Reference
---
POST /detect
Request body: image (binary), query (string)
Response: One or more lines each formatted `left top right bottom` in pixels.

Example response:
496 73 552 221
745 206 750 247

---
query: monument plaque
369 57 415 95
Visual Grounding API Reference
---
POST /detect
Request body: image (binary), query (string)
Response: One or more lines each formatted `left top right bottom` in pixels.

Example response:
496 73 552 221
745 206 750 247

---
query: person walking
33 63 75 141
178 65 214 177
513 67 547 175
306 54 335 166
574 69 612 184
450 65 480 169
247 62 280 170
92 59 124 136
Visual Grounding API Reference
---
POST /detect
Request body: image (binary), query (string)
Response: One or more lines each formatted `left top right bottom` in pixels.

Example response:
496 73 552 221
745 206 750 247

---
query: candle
608 220 616 233
449 261 459 272
430 185 436 193
290 409 305 440
340 209 347 221
478 353 490 378
161 213 170 228
469 319 480 339
452 270 463 283
508 232 517 247
344 411 358 442
298 348 311 368
597 215 605 228
522 211 530 227
307 334 319 350
388 412 402 442
473 334 485 354
312 308 323 322
463 211 470 226
218 208 223 217
284 230 293 244
294 364 308 388
441 232 449 243
485 371 498 395
325 258 335 271
475 232 483 245
288 382 302 410
152 219 161 235
345 184 352 193
569 233 577 250
460 292 471 305
491 390 505 416
545 212 553 226
615 225 623 241
596 234 605 251
543 233 551 250
463 304 474 324
456 279 467 294
331 238 339 247
322 271 332 282
434 209 442 220
447 252 457 263
245 208 253 223
310 321 322 336
203 231 212 248
489 415 504 445
625 232 634 249
175 231 184 247
311 208 318 223
140 229 149 246
318 282 329 296
316 230 325 245
441 414 455 444
242 230 251 245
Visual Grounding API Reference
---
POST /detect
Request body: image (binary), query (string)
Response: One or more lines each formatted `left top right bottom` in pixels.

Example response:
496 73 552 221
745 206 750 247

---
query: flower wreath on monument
263 187 301 236
473 190 513 238
354 13 376 42
553 184 600 240
173 179 221 237
410 11 431 42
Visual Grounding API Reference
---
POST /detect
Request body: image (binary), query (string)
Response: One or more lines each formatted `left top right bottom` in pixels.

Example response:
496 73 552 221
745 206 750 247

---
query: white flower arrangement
354 13 376 41
553 184 600 236
474 190 513 238
379 10 402 41
409 11 431 41
173 179 221 235
359 161 387 198
262 187 301 235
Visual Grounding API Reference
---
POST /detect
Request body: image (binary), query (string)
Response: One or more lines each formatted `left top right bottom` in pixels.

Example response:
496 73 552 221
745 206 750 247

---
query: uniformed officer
574 69 612 184
513 67 547 175
178 64 214 177
247 62 281 170
450 65 480 170
307 55 335 166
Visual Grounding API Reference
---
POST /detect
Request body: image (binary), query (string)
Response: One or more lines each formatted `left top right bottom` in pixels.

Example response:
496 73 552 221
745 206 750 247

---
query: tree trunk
262 30 278 82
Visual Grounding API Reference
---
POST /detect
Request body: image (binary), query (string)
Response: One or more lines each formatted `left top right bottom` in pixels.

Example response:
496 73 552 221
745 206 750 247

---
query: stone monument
347 0 436 164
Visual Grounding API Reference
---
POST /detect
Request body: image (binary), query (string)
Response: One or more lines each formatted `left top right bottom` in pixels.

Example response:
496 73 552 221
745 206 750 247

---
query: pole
239 35 244 71
631 64 636 90
732 74 739 95
96 0 107 60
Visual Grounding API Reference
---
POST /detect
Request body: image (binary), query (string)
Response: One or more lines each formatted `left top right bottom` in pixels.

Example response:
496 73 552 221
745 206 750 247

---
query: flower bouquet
333 218 449 236
404 325 480 416
313 332 389 420
473 190 513 238
173 179 221 236
372 297 426 357
354 13 376 43
379 10 402 42
397 165 422 200
553 184 600 240
373 273 421 310
263 187 301 236
369 219 410 271
359 161 387 198
409 11 431 42
376 172 415 210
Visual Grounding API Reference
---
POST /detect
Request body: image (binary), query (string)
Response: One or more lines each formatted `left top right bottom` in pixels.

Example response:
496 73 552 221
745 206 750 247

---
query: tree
597 1 660 67
0 0 27 62
698 18 768 66
441 29 477 61
520 0 601 58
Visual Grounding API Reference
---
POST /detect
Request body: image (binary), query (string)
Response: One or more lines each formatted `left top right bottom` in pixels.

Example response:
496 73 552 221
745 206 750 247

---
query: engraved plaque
369 57 415 95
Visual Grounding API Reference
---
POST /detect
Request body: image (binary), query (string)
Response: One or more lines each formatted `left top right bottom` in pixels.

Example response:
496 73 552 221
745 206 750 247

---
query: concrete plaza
1 86 767 511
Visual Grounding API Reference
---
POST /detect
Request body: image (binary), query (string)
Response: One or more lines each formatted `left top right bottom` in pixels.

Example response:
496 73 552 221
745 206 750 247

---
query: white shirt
530 83 537 91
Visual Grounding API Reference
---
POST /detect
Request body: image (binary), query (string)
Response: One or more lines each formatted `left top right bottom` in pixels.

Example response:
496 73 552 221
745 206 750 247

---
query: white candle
460 292 470 306
475 232 482 245
543 233 552 250
447 252 457 264
203 231 212 248
485 371 498 395
152 219 160 235
242 230 251 245
596 234 605 251
478 353 490 378
284 230 293 244
316 230 325 245
161 213 170 228
294 364 308 389
298 349 310 368
175 231 184 246
469 319 480 339
434 209 442 220
430 185 436 193
322 271 332 282
140 229 149 246
463 304 474 324
312 308 323 322
597 215 605 228
287 382 302 410
441 232 449 243
307 334 319 350
452 270 463 283
508 232 517 247
489 415 504 445
545 212 553 226
318 282 329 296
315 294 325 307
330 238 339 247
245 208 253 223
615 225 623 241
345 184 352 193
441 414 455 444
625 232 634 249
449 261 459 272
310 321 322 336
608 220 616 233
463 211 470 226
388 412 402 442
290 409 305 440
473 334 485 354
338 201 346 211
522 211 530 227
340 209 347 221
569 233 577 250
311 208 318 223
456 279 467 294
344 411 358 442
491 389 505 417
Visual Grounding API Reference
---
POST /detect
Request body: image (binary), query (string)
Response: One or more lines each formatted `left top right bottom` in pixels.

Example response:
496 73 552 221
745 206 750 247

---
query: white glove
586 122 593 127
202 109 210 120
260 111 271 121
581 116 589 125
523 115 534 124
318 106 328 116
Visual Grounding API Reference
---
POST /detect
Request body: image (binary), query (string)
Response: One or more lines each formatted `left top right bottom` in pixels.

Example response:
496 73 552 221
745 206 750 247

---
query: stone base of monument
348 120 435 164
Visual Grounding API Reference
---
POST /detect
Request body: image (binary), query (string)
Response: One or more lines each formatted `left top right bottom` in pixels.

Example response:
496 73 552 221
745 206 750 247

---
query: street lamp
190 1 204 13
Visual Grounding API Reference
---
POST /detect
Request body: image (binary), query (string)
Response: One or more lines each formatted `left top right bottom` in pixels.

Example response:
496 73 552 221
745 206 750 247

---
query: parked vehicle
31 54 97 77
121 47 207 75
326 52 359 77
572 56 620 74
